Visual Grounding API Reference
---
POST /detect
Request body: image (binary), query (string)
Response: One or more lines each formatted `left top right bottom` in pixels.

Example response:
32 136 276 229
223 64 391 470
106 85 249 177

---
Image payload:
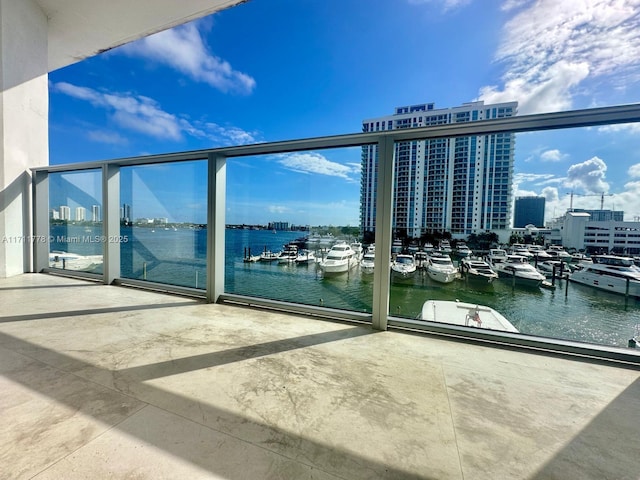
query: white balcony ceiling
36 0 247 72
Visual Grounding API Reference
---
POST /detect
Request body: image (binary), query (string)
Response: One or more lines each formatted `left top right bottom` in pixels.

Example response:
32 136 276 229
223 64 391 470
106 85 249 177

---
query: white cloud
540 149 565 162
408 0 472 11
479 0 640 114
628 163 640 178
119 22 255 95
565 155 609 193
275 152 361 181
53 82 258 145
87 130 128 145
598 122 640 135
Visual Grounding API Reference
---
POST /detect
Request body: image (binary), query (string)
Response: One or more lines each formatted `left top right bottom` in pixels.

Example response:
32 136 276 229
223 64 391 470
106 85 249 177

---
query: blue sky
49 0 640 226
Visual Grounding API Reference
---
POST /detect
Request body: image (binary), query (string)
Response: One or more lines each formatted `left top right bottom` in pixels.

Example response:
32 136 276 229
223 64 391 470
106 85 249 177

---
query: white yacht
569 255 640 297
427 253 459 283
455 243 473 258
487 248 508 264
49 251 103 272
295 249 316 264
419 300 519 333
391 254 417 279
350 242 364 259
277 244 298 264
546 246 572 262
414 251 429 269
460 258 499 285
493 255 547 287
318 242 357 274
360 251 375 274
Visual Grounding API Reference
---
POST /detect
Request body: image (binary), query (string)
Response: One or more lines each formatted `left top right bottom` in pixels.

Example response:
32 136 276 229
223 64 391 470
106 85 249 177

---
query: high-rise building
92 205 101 222
571 208 623 222
514 196 545 228
360 101 517 238
75 206 86 222
59 205 70 221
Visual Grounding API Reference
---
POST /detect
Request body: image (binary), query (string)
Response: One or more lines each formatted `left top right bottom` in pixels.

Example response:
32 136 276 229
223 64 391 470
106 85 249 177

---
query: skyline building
75 206 86 222
92 205 101 222
360 100 517 238
514 196 545 228
59 205 70 221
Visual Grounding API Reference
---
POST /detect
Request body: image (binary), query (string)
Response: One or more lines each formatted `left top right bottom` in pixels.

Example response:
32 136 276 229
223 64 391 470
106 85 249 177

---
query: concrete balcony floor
1 274 639 479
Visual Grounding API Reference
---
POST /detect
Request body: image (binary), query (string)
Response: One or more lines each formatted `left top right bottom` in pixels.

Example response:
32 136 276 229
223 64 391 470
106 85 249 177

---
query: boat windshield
431 258 451 265
396 256 414 264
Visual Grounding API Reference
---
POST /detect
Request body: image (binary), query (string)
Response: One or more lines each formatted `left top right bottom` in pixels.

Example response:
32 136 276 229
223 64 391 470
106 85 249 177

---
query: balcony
2 273 640 479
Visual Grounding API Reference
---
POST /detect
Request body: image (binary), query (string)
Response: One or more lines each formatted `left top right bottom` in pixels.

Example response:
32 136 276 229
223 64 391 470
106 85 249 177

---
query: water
50 225 640 349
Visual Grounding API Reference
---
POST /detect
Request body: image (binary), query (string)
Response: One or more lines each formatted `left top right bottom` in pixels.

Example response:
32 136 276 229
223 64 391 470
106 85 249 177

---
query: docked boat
493 255 546 287
427 253 459 283
546 246 572 262
317 242 357 274
49 251 103 272
460 258 498 284
569 255 640 297
419 300 518 333
455 243 472 258
259 250 280 262
414 251 429 269
277 244 298 264
295 249 316 264
439 240 452 254
350 242 364 259
360 251 375 274
512 246 534 260
391 254 417 279
391 239 403 255
487 248 508 264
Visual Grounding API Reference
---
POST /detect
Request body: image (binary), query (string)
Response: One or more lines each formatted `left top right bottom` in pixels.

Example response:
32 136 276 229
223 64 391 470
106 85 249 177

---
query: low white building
553 211 640 255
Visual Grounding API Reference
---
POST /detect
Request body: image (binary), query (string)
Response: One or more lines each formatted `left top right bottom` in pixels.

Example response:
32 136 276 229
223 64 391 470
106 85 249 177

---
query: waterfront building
50 209 60 220
59 205 70 221
270 221 290 231
91 205 100 222
513 196 545 228
360 101 517 239
556 211 640 254
75 206 86 222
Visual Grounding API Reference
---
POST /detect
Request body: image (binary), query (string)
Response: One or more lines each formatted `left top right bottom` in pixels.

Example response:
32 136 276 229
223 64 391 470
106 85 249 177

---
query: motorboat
493 255 546 287
391 254 417 279
512 247 533 260
546 246 572 262
536 260 564 277
569 255 640 297
360 251 375 274
460 258 499 284
439 240 452 254
487 248 508 264
427 253 459 283
419 300 518 333
277 244 298 263
455 243 472 258
259 251 280 262
295 249 316 264
49 251 103 272
350 242 364 259
391 239 403 255
317 242 357 274
414 251 429 269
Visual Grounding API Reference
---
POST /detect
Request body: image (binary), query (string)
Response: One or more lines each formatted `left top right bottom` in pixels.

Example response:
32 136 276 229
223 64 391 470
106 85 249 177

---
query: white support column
372 136 395 331
206 153 226 303
0 0 48 277
103 164 121 284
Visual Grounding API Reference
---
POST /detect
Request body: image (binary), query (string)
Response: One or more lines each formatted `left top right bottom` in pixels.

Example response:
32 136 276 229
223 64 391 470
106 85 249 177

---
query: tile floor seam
439 361 465 480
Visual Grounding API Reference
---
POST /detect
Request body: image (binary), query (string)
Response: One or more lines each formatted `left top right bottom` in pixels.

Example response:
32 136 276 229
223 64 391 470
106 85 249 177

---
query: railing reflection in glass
48 169 104 275
119 160 207 289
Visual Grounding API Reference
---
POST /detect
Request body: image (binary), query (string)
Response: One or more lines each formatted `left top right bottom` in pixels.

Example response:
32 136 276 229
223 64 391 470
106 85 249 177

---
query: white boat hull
570 271 640 297
420 300 518 333
427 267 459 283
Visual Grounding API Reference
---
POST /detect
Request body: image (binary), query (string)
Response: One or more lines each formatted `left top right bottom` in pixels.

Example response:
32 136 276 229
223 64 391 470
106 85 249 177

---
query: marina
48 225 640 349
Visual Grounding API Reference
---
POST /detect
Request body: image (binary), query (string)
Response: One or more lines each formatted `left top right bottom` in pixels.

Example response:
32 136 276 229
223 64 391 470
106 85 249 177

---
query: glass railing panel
48 169 103 275
225 148 372 316
388 125 640 350
119 160 207 289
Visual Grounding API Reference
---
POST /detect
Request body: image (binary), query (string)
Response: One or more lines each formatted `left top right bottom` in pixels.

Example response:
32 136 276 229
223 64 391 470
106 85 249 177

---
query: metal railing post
32 170 49 272
207 153 226 303
372 135 395 331
102 164 121 284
